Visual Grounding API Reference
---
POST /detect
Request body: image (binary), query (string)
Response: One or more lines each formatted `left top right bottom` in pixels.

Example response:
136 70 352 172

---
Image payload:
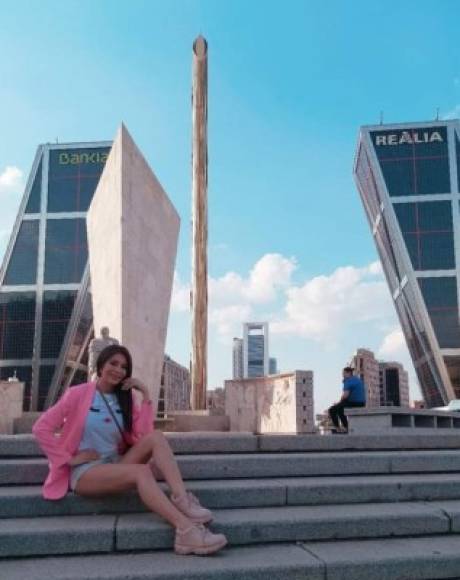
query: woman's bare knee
135 463 155 483
142 431 164 446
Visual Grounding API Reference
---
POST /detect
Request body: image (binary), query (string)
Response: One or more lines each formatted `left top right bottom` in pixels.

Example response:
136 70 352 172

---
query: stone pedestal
225 371 315 434
87 125 180 407
166 410 230 432
0 381 24 434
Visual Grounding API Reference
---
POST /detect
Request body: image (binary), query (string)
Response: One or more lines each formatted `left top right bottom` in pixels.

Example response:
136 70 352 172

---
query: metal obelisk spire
191 35 208 410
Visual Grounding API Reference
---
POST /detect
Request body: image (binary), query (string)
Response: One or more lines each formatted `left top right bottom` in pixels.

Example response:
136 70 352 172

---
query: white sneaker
174 524 227 555
172 491 213 524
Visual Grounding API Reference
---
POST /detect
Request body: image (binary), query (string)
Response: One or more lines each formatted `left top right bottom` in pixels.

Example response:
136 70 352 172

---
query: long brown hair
96 344 133 432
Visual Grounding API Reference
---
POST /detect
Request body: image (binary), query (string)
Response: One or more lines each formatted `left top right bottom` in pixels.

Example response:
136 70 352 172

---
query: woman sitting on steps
33 344 227 556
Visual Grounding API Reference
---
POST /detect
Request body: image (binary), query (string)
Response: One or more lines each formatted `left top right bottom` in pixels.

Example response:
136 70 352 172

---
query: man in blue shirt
328 367 366 434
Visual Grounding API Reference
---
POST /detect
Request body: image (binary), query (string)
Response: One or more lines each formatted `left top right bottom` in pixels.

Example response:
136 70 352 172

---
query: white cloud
377 327 420 401
208 253 297 306
209 304 253 338
377 327 407 360
171 272 190 313
0 166 23 194
172 256 391 346
245 253 297 303
171 253 297 339
271 261 392 344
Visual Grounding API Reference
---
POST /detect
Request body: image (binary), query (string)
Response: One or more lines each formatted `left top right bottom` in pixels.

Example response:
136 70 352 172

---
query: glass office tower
243 322 269 378
354 120 460 407
0 141 111 410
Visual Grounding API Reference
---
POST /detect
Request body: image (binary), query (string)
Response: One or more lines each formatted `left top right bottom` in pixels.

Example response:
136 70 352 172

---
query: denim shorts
70 452 121 491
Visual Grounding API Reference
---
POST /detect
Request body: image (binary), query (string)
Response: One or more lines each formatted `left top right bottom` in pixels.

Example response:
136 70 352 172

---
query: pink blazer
32 381 154 500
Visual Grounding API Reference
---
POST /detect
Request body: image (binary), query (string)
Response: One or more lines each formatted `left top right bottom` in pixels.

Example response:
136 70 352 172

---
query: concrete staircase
3 432 460 579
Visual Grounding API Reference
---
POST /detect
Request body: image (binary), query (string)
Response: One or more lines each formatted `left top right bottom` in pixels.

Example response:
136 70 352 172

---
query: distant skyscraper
269 357 278 374
243 322 269 378
350 348 380 407
0 141 110 411
232 338 244 379
379 361 410 407
354 120 460 407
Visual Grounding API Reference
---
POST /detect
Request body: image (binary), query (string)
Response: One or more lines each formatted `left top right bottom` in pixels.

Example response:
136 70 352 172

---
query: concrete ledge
4 432 460 458
0 502 450 557
0 432 257 457
116 503 450 552
166 412 230 432
347 407 460 435
257 433 460 452
0 544 324 580
4 473 460 519
165 432 256 453
6 450 460 485
390 450 460 473
286 473 460 506
0 479 287 518
0 514 115 557
304 534 460 580
13 412 41 434
4 535 460 580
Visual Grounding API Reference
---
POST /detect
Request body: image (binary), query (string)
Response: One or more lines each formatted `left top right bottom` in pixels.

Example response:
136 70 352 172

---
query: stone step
3 432 460 457
0 543 325 580
3 473 460 518
0 501 454 558
4 535 460 580
3 449 460 485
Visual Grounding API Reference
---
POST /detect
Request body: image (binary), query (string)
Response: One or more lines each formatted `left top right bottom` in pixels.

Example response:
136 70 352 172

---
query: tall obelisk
191 35 208 410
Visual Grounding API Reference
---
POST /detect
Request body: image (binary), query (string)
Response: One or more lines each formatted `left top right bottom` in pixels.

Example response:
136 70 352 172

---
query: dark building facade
243 322 269 378
0 142 111 410
354 121 460 407
378 361 410 407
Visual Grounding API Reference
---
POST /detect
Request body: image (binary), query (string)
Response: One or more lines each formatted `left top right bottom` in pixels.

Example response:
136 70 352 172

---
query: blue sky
1 0 459 411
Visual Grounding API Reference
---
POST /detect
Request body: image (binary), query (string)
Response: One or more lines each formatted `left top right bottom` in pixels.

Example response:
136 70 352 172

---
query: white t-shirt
78 390 123 457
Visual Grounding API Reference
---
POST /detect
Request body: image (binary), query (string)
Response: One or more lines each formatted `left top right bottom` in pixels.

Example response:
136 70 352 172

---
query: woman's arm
132 398 154 440
32 389 74 467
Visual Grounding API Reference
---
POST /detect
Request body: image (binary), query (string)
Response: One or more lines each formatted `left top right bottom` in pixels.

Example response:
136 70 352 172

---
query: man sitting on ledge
328 367 366 434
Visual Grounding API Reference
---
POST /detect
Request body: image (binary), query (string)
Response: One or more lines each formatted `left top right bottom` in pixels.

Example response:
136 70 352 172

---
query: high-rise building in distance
0 141 111 410
233 322 270 379
350 348 381 407
379 361 410 407
243 322 269 378
232 337 243 379
354 120 460 407
350 347 410 408
269 357 278 375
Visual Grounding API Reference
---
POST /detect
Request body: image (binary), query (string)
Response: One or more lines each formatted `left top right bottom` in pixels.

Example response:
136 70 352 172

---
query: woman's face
100 353 128 385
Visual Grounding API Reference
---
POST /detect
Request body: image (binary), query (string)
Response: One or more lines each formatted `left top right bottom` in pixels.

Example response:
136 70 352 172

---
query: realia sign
374 130 444 146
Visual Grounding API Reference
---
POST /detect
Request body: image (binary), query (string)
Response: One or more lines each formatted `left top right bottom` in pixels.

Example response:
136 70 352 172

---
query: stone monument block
87 124 180 406
225 371 315 434
0 380 24 434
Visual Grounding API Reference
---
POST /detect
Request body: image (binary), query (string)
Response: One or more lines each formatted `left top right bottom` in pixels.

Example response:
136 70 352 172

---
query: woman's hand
121 378 151 402
69 449 100 466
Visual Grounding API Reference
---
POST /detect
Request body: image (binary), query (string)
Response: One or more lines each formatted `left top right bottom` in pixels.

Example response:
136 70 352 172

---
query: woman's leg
120 432 212 524
75 462 227 555
75 463 190 530
120 432 187 497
